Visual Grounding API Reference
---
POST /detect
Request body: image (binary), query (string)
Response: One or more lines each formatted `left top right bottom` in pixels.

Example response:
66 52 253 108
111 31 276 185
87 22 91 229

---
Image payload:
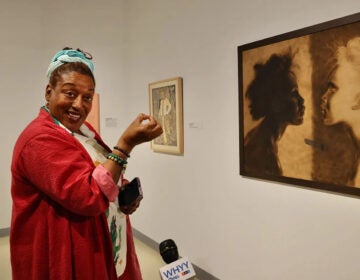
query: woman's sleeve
20 132 113 216
92 164 119 202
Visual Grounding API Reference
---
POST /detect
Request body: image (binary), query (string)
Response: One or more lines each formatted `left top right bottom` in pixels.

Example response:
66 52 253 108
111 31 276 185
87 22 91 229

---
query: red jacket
11 109 141 280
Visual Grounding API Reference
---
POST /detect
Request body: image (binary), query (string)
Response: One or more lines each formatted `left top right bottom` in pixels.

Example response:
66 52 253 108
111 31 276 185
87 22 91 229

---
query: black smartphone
118 177 143 206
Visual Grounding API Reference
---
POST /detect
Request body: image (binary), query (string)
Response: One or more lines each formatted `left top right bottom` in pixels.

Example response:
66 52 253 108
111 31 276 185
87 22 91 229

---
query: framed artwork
86 93 100 133
238 12 360 197
149 77 184 155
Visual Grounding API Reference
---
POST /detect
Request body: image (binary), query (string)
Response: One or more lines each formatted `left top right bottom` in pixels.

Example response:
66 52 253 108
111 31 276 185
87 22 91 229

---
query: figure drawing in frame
152 85 177 146
149 77 183 155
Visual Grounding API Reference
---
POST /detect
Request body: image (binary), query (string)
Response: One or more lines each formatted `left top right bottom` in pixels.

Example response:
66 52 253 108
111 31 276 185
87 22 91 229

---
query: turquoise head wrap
46 49 94 78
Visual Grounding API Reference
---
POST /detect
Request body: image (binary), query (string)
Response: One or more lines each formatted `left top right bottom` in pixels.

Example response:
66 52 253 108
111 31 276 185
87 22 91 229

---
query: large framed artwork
238 12 360 197
149 77 184 155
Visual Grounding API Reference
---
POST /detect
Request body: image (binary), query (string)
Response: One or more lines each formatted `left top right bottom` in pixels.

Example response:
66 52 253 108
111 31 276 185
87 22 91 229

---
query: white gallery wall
1 0 360 279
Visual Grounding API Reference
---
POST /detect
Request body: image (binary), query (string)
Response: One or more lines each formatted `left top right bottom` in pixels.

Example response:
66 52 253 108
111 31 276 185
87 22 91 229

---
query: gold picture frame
149 77 183 155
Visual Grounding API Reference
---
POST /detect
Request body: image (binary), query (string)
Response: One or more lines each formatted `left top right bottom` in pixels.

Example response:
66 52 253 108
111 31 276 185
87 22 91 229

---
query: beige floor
0 235 164 280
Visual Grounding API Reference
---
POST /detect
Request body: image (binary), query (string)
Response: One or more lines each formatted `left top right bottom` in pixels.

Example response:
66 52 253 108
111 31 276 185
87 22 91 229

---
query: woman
321 37 360 134
320 37 360 186
10 48 163 280
244 52 305 176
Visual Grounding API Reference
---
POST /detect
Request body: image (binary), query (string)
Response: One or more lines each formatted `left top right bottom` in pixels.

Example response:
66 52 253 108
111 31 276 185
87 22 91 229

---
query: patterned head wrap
46 49 94 78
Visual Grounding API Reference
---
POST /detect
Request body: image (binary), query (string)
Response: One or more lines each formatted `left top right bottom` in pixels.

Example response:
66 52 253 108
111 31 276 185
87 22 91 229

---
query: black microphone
159 239 179 264
158 239 197 280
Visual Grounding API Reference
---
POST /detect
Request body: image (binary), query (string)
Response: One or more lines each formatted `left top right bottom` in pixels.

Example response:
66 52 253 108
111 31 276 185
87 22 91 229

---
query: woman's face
45 71 95 133
320 81 338 125
272 73 305 125
321 58 360 126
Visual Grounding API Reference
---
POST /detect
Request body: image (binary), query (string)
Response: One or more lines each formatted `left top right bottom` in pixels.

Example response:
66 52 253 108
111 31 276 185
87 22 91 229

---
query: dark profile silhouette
244 52 305 176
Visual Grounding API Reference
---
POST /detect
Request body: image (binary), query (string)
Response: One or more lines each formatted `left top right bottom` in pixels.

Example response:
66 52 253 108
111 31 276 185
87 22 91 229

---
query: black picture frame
238 12 360 197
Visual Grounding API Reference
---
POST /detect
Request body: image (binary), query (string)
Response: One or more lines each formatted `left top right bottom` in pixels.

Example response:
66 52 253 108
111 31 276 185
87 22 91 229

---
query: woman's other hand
120 199 141 215
119 178 141 215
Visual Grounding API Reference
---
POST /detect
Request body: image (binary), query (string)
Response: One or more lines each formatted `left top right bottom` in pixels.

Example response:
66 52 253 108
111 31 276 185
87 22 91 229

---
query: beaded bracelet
113 146 131 158
107 152 128 167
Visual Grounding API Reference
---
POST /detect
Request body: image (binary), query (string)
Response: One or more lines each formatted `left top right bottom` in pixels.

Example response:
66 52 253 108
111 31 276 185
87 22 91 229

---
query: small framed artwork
238 12 360 197
86 93 100 133
149 77 184 155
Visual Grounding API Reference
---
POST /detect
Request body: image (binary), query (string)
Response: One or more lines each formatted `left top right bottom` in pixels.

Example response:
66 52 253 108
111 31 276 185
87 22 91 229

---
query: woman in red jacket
10 47 162 280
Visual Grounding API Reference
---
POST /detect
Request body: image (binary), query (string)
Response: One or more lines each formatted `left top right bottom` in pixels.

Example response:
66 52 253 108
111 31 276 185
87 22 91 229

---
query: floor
0 235 164 280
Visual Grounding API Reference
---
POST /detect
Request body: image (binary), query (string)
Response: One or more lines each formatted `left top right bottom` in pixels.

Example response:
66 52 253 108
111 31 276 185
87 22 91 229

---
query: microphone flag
159 257 196 280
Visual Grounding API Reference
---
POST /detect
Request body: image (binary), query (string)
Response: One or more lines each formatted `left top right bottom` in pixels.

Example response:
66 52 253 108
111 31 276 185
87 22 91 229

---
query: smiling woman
46 70 95 133
10 48 163 280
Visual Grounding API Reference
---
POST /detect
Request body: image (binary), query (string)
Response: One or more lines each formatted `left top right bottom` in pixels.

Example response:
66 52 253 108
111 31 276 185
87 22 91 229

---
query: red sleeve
19 130 110 216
